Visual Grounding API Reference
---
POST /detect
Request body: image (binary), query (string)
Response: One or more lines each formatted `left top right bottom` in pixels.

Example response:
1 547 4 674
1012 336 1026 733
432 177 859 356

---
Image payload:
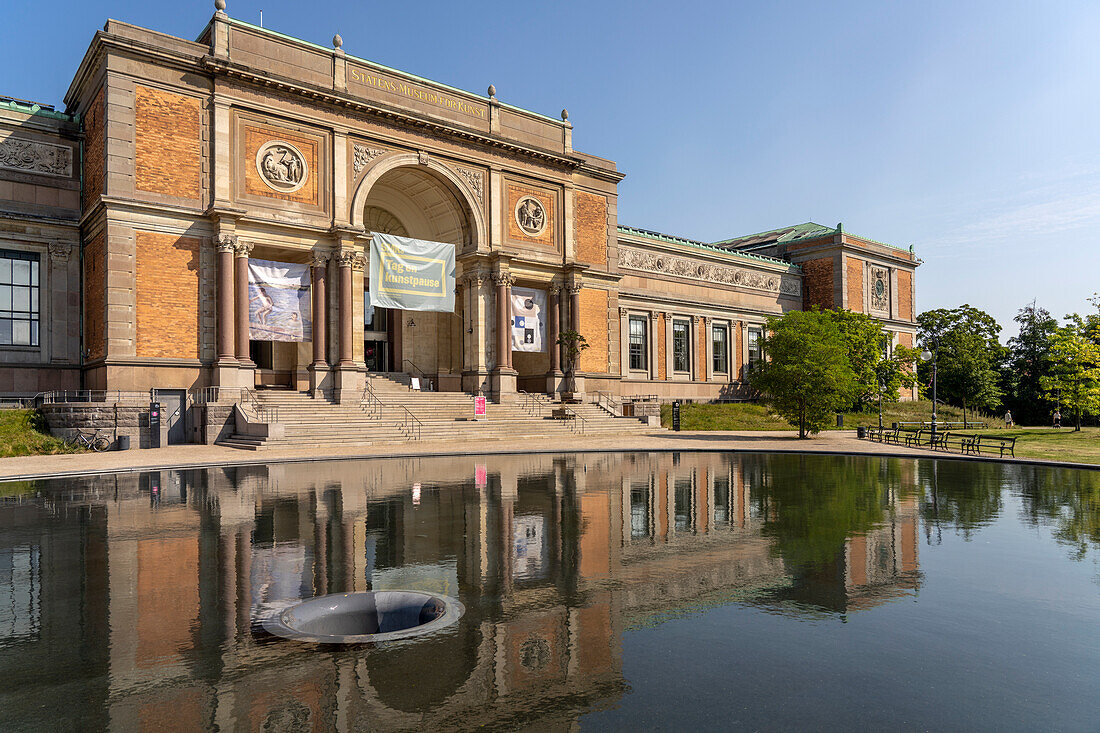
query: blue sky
5 0 1098 337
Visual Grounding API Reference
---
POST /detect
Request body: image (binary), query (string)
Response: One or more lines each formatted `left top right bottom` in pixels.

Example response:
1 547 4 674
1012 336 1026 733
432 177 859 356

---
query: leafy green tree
824 309 918 409
917 304 1006 423
1003 302 1058 425
556 329 589 394
751 309 857 438
1041 316 1100 431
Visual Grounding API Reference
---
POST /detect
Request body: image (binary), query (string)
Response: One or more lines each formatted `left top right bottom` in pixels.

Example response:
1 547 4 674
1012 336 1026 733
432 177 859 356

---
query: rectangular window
628 315 647 371
747 327 763 367
712 324 728 374
673 320 690 373
0 249 40 347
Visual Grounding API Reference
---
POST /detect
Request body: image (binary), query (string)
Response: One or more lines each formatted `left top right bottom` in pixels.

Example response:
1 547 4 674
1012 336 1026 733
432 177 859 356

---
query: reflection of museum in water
0 453 920 729
0 4 919 403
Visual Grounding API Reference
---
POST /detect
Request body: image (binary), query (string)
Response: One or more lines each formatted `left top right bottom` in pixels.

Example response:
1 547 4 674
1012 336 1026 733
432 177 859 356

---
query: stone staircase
217 373 661 450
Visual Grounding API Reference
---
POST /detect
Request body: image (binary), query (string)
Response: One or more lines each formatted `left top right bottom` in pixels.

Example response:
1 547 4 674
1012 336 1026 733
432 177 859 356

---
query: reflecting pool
2 452 1100 731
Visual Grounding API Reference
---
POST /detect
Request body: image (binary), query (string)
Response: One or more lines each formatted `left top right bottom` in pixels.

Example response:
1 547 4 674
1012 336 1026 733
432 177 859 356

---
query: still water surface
1 452 1099 731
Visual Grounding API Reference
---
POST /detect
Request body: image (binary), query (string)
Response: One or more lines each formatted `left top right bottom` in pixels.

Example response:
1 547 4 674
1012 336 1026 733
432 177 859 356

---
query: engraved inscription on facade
0 134 72 177
256 141 308 193
619 246 802 297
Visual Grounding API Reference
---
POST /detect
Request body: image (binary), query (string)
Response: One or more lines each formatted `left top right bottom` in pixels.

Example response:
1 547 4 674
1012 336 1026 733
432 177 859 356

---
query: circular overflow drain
264 591 465 643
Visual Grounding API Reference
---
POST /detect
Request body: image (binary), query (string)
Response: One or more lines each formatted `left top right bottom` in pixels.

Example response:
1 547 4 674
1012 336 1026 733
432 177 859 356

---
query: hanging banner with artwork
369 233 456 313
511 286 546 352
247 258 312 342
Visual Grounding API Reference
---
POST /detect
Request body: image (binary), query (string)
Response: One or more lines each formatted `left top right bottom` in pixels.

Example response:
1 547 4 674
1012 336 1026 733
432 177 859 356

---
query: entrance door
158 390 187 445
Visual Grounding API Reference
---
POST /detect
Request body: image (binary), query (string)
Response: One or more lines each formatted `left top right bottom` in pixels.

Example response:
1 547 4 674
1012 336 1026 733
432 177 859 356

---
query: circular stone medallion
515 196 547 237
256 140 308 193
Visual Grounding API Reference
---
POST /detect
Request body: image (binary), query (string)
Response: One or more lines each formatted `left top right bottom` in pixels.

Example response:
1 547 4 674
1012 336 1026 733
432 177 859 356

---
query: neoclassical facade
0 5 919 402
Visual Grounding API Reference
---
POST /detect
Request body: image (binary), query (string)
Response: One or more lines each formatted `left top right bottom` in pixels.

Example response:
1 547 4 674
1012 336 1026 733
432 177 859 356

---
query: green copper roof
224 18 565 125
617 225 799 269
0 96 74 122
712 222 835 250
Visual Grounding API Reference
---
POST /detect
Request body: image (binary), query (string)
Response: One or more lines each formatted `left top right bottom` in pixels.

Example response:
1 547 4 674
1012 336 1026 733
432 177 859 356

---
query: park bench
933 432 979 454
865 426 882 441
551 407 576 421
975 434 1016 458
881 426 902 445
904 428 934 448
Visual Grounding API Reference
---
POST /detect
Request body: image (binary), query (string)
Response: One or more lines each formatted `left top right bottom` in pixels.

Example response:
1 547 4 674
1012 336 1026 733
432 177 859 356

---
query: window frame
628 314 648 372
711 323 729 374
0 248 41 348
747 326 763 368
672 319 691 374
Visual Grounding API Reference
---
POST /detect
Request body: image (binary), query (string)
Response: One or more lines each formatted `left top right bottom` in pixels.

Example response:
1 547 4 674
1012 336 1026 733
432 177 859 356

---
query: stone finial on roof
561 109 569 121
333 33 343 49
837 222 843 233
215 0 226 11
487 84 496 99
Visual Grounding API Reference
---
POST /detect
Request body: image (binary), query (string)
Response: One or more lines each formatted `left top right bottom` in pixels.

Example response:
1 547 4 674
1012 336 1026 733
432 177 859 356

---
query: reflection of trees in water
744 453 910 573
917 460 1005 542
1015 465 1100 561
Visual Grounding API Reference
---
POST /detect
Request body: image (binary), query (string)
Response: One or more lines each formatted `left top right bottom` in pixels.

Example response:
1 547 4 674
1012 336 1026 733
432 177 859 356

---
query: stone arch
349 152 486 250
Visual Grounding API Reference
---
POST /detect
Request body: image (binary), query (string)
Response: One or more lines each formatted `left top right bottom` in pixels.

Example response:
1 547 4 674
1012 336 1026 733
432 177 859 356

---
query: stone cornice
619 244 802 298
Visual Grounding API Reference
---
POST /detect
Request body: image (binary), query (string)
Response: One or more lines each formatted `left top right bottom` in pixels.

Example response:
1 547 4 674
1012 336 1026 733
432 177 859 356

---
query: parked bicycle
65 430 112 452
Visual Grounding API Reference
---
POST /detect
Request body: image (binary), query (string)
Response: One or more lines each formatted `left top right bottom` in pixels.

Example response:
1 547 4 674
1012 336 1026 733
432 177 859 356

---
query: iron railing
360 381 383 419
518 390 547 417
397 405 423 441
591 390 620 416
401 359 434 391
238 390 279 423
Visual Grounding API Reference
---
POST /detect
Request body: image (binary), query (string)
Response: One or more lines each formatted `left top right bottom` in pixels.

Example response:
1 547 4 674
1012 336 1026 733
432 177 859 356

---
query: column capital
664 312 673 322
215 234 237 253
691 314 702 324
47 241 74 263
233 240 254 258
548 282 563 295
462 272 489 287
337 248 366 270
566 284 582 295
649 310 660 320
619 307 629 317
311 249 333 268
492 272 515 287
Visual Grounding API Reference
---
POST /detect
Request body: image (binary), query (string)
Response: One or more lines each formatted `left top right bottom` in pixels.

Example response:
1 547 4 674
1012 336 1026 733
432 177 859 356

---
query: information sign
474 396 487 419
672 401 681 432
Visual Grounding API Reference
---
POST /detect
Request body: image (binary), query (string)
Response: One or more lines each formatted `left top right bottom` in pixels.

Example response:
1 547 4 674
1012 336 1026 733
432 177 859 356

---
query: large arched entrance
353 160 480 389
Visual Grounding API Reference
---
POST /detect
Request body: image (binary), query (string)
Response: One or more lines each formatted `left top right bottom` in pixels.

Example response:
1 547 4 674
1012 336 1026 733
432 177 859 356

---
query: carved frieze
619 246 802 297
456 166 484 203
870 266 890 312
352 144 387 176
0 134 72 177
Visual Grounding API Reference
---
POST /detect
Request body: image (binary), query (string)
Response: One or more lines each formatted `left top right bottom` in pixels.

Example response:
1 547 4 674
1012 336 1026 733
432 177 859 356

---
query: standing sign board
369 233 456 313
672 401 681 432
474 396 487 420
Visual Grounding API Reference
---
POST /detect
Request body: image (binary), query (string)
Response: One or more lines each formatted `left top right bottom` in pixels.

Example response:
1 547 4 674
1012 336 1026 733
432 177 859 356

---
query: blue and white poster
248 259 312 342
511 286 546 352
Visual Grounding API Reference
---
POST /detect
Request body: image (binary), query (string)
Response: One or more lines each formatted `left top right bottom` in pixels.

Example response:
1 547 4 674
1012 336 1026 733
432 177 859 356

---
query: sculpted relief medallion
870 266 890 312
515 196 547 237
256 141 308 193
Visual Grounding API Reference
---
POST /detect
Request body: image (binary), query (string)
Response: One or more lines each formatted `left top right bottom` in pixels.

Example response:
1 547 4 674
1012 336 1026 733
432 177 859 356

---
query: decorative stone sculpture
256 141 308 193
515 196 546 237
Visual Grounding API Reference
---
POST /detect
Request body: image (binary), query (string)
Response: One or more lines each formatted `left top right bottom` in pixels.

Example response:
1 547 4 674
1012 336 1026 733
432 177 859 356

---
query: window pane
673 321 689 372
30 260 38 283
13 287 29 312
0 319 10 344
12 319 30 345
12 260 30 286
0 259 10 284
30 320 38 346
29 288 38 314
712 325 728 373
0 285 10 311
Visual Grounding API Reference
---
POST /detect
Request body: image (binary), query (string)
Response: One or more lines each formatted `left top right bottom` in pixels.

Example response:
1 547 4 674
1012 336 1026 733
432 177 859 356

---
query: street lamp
877 377 885 431
920 341 938 440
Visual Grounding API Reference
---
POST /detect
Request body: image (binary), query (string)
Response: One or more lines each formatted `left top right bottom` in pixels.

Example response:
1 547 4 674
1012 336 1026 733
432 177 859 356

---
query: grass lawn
661 400 1005 432
0 409 81 458
1002 428 1100 465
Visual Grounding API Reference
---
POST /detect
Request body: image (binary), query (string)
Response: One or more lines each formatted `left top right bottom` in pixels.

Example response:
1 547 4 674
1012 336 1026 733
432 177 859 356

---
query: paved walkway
5 430 1092 481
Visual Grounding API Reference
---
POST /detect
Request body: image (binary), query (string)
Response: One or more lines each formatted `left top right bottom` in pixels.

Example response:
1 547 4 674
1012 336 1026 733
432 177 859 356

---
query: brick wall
846 256 864 312
84 231 106 359
898 269 913 321
135 231 200 358
506 183 556 248
734 321 742 378
135 86 202 199
697 318 707 381
82 87 105 212
574 190 607 266
578 288 608 373
802 257 834 310
897 332 913 348
244 126 319 205
657 315 666 380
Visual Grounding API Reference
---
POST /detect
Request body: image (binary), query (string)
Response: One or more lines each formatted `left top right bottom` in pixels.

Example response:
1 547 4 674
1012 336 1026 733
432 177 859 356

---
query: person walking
1004 410 1013 427
1053 409 1062 428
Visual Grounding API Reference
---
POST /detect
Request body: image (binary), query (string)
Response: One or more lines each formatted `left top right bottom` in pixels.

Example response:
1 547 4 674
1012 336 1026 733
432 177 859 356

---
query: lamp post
920 341 938 440
877 377 884 431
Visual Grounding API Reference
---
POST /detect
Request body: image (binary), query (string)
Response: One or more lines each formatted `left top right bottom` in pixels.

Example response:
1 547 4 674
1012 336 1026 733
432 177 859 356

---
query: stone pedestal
212 361 240 388
545 371 564 396
490 369 517 401
333 366 362 404
308 364 332 397
462 370 491 396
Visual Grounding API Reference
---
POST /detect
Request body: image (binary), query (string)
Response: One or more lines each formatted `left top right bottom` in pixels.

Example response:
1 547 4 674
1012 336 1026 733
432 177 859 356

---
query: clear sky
5 0 1098 337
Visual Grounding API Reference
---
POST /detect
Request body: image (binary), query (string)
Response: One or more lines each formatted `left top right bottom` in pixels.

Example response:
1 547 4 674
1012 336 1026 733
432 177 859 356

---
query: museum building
0 4 920 409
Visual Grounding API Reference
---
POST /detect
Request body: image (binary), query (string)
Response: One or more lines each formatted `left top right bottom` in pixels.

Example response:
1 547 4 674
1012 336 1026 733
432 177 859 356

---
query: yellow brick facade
579 288 608 373
846 256 864 312
135 86 202 199
574 190 607 266
506 183 556 249
135 231 201 359
243 126 319 205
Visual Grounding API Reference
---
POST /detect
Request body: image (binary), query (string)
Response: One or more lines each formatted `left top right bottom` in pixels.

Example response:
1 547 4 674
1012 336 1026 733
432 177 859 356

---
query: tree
1041 316 1100 431
751 309 857 438
556 330 589 395
1004 302 1058 425
917 305 1006 423
825 309 919 410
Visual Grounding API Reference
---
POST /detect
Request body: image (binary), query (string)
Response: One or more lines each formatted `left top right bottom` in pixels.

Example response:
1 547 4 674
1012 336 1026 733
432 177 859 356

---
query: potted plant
557 330 589 402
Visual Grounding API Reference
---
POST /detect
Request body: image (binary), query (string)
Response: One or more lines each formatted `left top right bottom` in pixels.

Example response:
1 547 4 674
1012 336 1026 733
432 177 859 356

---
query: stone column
649 312 660 381
566 284 584 396
546 284 563 395
618 307 630 377
491 271 516 399
333 247 365 402
704 317 714 382
690 315 701 381
212 234 238 387
308 250 331 397
664 313 674 381
233 242 254 388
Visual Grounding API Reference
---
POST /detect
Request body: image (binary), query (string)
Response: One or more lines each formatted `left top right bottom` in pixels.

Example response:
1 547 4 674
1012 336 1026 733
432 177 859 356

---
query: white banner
247 259 312 342
511 287 546 352
369 233 456 313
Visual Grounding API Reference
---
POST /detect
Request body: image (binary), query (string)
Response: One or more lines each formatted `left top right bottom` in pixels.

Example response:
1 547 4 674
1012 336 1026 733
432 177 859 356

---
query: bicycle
65 430 112 452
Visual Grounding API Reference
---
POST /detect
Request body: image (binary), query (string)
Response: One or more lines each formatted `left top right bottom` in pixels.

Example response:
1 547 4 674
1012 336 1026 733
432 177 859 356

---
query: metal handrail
397 404 422 441
401 359 434 391
591 390 620 416
517 390 546 416
360 381 383 419
40 390 150 404
239 390 279 423
569 410 587 435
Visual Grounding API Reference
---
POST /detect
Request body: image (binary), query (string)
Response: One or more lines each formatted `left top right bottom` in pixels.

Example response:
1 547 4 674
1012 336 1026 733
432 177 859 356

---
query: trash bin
117 434 130 451
856 426 866 439
836 413 844 428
